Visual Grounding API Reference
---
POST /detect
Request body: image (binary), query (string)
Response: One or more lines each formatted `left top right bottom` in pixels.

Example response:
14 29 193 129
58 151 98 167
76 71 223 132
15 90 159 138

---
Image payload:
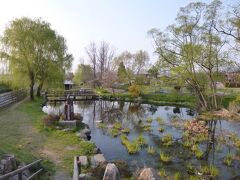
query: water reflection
43 101 240 178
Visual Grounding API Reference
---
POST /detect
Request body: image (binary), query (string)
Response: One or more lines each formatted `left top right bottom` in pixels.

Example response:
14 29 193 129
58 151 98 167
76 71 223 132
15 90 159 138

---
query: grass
146 117 153 123
121 128 130 134
159 152 172 163
0 97 95 179
200 165 219 178
97 122 107 129
223 153 233 166
147 146 155 155
161 134 173 146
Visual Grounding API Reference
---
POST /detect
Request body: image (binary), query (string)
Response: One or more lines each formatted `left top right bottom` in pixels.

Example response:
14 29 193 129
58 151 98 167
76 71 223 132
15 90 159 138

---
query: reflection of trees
203 120 218 163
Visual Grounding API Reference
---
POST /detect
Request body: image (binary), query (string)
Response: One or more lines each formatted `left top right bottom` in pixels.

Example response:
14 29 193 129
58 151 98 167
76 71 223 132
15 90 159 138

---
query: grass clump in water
158 168 167 177
200 165 219 178
147 146 155 155
158 127 164 133
159 152 172 163
111 128 119 137
162 134 173 146
223 153 233 166
113 122 122 130
98 122 107 129
136 134 147 147
146 117 153 123
156 117 164 125
142 124 152 132
121 128 130 134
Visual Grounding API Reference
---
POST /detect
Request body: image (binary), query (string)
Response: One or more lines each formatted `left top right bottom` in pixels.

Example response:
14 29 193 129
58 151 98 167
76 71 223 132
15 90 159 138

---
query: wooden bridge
45 88 99 102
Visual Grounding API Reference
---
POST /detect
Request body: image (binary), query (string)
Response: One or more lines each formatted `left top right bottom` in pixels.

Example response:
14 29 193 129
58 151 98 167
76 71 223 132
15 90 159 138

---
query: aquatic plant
113 122 122 130
173 172 182 180
162 134 173 146
234 139 240 148
158 127 164 133
156 117 164 125
98 122 107 129
146 117 153 123
142 124 152 132
111 128 119 137
200 165 219 178
159 152 172 163
126 142 140 154
195 149 204 159
189 175 200 180
120 134 129 146
121 128 130 134
147 146 155 155
186 164 195 175
223 153 233 166
215 144 222 153
158 168 167 177
136 134 147 147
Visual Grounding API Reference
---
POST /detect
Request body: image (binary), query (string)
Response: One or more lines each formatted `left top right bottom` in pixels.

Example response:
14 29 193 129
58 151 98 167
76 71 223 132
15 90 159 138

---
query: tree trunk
29 73 35 100
37 82 43 97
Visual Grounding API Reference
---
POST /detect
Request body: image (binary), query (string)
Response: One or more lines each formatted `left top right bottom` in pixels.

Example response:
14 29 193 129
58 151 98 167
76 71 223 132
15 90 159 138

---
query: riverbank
0 98 95 179
96 88 236 109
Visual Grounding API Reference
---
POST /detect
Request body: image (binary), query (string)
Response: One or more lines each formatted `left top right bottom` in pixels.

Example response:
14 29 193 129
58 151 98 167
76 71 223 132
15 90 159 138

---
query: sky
0 0 234 71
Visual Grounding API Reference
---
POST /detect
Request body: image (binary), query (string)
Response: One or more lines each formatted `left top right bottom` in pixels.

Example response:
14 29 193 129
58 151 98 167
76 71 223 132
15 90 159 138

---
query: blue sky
0 0 234 71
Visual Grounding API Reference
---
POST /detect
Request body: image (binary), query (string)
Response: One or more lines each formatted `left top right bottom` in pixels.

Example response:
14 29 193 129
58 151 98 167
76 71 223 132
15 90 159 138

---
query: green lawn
0 98 95 179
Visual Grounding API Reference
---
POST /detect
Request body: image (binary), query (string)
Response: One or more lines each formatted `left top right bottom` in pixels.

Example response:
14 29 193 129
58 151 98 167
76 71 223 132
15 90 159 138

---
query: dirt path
0 99 71 180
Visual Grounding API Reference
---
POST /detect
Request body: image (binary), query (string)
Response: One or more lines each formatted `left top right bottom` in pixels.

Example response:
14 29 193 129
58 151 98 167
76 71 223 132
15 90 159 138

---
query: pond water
43 100 240 179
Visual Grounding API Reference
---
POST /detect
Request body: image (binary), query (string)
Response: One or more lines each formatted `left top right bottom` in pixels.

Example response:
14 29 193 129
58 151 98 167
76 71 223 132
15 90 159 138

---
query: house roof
64 80 73 85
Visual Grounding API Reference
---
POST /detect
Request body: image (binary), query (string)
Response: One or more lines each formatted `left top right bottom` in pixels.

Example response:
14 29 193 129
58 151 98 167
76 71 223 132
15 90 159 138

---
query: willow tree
1 17 72 100
149 1 228 111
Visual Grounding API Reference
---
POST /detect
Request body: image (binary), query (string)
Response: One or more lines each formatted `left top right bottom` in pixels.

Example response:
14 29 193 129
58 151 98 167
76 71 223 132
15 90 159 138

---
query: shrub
128 84 140 98
43 114 60 127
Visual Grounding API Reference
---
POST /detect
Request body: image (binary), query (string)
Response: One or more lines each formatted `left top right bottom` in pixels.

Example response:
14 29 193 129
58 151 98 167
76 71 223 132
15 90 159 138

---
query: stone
93 147 102 154
90 154 106 168
103 163 120 180
76 132 88 140
78 156 88 166
0 154 17 174
137 168 161 180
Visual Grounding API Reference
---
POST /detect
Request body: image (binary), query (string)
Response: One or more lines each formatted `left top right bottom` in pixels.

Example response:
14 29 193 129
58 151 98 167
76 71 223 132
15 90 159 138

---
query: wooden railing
73 156 80 180
0 159 42 180
0 89 27 109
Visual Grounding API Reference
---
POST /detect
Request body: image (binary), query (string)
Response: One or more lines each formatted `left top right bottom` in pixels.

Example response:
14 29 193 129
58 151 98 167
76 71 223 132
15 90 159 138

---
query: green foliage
136 134 147 147
158 168 167 177
97 122 107 129
158 127 164 133
1 17 72 99
174 172 182 180
74 64 93 85
128 84 140 98
113 122 122 130
117 62 127 83
223 153 233 166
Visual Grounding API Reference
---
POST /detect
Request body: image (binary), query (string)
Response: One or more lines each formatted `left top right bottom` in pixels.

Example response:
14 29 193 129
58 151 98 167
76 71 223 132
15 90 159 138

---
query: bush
128 84 140 98
43 114 60 127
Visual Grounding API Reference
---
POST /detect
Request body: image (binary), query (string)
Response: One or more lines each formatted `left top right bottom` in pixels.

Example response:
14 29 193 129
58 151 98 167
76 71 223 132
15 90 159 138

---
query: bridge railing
0 159 42 180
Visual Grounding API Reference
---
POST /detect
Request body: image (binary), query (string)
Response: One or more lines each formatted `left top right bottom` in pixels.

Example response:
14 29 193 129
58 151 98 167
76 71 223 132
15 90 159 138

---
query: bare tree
85 42 97 78
133 50 150 74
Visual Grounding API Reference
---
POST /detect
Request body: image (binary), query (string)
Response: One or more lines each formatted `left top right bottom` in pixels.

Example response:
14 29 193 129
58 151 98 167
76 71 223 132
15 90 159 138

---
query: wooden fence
0 89 27 109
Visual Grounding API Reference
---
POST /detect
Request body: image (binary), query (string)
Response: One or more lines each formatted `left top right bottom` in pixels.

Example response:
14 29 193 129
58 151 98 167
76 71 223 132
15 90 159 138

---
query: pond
43 100 240 179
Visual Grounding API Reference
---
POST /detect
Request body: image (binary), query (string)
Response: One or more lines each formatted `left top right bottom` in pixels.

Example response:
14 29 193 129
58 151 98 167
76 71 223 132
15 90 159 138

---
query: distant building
64 80 73 90
225 71 240 87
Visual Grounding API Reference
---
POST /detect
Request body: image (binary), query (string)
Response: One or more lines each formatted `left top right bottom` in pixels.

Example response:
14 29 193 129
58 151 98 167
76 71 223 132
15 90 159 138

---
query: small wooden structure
64 80 73 90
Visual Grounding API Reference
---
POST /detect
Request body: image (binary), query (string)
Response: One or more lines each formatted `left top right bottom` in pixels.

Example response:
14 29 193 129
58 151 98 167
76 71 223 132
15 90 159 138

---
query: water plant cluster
120 134 147 154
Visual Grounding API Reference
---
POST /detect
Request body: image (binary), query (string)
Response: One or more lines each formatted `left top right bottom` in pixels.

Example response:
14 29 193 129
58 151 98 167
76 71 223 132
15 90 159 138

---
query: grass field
0 98 95 179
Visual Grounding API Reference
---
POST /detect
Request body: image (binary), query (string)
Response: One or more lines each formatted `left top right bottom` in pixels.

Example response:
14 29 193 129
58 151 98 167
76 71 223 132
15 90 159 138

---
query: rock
90 154 106 168
82 128 91 136
76 126 91 140
137 168 160 180
93 147 102 154
0 154 17 175
78 156 88 166
103 163 120 180
111 160 132 178
79 173 96 180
